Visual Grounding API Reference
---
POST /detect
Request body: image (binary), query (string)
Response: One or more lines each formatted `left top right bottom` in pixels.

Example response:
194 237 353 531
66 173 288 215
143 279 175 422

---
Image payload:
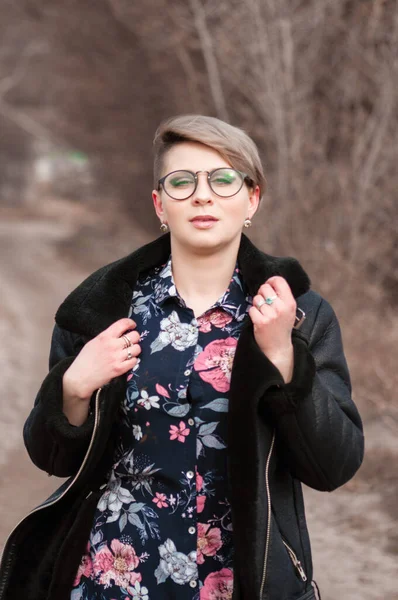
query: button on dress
71 257 252 600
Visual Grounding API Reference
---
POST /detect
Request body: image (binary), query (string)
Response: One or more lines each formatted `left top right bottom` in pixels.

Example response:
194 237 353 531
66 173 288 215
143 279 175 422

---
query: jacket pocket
264 513 308 598
281 536 307 583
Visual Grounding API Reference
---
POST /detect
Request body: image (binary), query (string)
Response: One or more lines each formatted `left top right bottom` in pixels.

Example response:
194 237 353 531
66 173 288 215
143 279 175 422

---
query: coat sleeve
23 325 95 477
258 294 364 491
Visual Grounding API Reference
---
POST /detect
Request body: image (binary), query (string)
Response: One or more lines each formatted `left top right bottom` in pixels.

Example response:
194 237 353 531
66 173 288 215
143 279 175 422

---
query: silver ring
256 298 266 310
122 334 132 349
264 295 278 306
126 349 133 360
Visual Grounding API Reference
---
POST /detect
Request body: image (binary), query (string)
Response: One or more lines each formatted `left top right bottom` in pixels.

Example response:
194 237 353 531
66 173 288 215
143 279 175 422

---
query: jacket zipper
0 387 102 595
259 430 275 599
282 538 308 582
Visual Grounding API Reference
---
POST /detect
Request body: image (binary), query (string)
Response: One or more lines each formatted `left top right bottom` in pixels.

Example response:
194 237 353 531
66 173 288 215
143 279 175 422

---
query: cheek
225 197 249 218
164 203 183 223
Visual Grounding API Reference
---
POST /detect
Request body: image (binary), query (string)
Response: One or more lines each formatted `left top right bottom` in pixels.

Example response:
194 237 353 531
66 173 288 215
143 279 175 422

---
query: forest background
0 1 397 599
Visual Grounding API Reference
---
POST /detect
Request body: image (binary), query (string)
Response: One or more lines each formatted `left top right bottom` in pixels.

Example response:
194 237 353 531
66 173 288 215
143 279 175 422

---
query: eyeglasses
157 168 252 200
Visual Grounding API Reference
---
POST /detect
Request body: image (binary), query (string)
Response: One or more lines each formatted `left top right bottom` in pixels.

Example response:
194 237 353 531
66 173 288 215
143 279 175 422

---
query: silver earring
160 222 169 232
243 218 252 228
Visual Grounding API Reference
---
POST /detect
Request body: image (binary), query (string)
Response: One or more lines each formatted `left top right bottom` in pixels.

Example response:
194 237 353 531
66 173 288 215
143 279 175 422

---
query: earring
160 222 169 232
243 218 252 228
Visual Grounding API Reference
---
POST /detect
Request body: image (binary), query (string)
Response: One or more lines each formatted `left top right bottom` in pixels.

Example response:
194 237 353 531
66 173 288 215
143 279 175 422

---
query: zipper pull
283 540 308 582
293 558 307 582
296 560 307 581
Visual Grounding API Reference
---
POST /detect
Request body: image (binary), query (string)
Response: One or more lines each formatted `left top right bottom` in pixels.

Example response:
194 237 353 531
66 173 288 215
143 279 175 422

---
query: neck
170 237 241 315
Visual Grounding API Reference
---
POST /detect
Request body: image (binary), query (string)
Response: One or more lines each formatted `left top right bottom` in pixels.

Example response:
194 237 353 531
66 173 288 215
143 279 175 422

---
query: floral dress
71 257 252 600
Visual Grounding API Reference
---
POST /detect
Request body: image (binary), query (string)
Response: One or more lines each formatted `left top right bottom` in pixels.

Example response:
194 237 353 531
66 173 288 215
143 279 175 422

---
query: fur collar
55 233 310 337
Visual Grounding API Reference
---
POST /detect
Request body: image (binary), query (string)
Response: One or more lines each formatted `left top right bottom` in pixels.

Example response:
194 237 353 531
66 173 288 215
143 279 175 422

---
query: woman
0 115 364 600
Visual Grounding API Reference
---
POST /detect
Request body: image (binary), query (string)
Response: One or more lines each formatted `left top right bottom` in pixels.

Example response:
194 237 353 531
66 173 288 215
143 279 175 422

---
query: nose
192 172 213 204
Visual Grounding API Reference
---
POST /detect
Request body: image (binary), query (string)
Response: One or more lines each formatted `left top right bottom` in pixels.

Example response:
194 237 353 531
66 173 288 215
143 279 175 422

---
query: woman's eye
213 176 234 185
170 178 191 187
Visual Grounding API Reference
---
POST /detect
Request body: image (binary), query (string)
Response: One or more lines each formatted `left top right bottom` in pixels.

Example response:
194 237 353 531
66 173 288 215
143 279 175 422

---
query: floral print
71 256 251 599
129 580 149 600
97 472 135 515
137 390 161 410
93 539 142 588
73 544 93 586
194 338 238 392
151 311 198 353
197 309 233 333
197 524 222 564
152 493 168 509
201 568 234 600
169 421 190 442
155 539 198 585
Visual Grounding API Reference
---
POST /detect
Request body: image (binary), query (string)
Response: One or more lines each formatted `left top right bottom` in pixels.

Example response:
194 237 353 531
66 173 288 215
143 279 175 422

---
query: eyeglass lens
163 169 244 199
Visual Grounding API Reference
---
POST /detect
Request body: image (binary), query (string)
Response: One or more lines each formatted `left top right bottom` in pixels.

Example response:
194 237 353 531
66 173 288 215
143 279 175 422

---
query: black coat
0 233 364 600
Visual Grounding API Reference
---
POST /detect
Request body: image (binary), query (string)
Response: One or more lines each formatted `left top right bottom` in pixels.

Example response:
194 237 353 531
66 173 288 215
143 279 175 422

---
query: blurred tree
0 0 397 300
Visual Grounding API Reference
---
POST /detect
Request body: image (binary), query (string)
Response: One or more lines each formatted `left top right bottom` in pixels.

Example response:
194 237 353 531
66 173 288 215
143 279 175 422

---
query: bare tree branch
188 0 229 121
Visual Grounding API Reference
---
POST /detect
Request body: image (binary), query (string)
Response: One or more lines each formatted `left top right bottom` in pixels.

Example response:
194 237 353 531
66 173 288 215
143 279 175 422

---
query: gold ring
122 334 132 349
126 349 133 360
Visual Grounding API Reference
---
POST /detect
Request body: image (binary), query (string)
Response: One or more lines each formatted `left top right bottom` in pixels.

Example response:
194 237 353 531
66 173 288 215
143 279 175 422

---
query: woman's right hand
62 318 141 425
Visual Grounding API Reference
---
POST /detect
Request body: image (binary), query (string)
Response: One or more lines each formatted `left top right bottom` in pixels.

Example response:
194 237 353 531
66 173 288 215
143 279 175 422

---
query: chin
178 231 240 253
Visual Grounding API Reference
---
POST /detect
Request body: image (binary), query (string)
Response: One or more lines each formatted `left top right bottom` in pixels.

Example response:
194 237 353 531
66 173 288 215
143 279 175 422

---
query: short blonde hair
153 114 267 199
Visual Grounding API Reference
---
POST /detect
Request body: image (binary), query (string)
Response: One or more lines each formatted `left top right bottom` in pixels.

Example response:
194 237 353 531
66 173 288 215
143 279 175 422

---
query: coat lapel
55 233 310 336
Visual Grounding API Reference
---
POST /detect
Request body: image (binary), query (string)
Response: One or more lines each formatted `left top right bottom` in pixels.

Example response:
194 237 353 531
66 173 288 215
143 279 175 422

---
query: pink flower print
156 383 171 398
194 338 237 392
169 421 190 442
197 523 222 564
197 309 233 333
93 539 141 588
196 470 203 492
152 492 168 508
73 543 93 586
128 571 143 588
197 314 212 333
201 568 234 600
209 310 233 329
197 495 206 514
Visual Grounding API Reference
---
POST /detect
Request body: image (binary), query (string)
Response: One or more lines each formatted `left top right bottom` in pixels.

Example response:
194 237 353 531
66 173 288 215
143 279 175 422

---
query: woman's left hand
248 276 297 383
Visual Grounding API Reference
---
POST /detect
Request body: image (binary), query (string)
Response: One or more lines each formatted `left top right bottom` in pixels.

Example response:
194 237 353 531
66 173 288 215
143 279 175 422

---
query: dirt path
0 212 396 599
0 213 89 548
304 421 398 600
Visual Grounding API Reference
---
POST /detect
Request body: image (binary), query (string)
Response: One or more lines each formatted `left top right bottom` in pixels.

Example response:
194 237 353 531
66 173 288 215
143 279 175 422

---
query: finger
248 305 268 326
120 344 141 362
264 276 294 303
120 330 140 348
106 318 137 338
253 291 279 312
117 355 140 376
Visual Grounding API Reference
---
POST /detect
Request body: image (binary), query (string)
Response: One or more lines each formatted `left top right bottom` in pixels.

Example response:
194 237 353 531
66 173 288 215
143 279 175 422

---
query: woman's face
152 142 260 253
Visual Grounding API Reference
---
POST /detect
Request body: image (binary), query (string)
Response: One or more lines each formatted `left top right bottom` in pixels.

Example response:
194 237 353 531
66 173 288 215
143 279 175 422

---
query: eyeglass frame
157 168 254 200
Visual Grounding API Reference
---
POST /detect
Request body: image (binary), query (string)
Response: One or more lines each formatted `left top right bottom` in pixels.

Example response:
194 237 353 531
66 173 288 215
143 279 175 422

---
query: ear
248 185 261 219
152 189 166 222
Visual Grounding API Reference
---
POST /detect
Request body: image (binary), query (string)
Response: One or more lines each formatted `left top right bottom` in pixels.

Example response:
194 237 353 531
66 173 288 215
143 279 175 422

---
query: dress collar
150 256 249 319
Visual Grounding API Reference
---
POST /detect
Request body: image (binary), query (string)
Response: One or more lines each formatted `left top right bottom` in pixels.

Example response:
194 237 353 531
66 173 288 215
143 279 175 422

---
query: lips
190 216 218 222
